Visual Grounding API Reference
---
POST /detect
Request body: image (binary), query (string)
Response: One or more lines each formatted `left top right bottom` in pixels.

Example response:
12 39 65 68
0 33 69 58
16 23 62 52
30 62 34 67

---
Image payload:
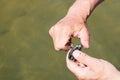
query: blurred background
0 0 120 80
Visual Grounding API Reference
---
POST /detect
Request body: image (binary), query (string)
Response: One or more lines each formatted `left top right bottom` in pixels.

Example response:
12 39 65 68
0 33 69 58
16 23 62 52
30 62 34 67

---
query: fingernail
73 50 80 58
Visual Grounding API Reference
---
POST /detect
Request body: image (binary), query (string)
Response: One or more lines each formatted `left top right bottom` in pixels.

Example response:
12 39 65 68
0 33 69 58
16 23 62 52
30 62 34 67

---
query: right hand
66 50 120 80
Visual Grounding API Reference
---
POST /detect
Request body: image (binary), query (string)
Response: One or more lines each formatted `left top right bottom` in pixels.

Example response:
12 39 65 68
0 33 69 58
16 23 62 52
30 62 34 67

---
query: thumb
72 50 100 68
78 27 90 49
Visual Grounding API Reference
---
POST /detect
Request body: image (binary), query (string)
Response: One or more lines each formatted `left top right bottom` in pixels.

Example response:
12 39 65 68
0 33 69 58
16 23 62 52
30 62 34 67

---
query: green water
0 0 120 80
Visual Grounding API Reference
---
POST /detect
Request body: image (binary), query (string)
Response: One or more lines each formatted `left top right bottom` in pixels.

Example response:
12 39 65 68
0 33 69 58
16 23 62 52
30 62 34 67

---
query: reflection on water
0 0 120 80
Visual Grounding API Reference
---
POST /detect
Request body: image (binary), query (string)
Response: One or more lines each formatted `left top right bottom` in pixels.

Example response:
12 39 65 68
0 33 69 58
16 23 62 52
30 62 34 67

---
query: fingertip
54 46 64 51
81 40 90 49
54 45 70 51
72 50 88 63
55 47 60 51
72 50 98 68
72 50 81 59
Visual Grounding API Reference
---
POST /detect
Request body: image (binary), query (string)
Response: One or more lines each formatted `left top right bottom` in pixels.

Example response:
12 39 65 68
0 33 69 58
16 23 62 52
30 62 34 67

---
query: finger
66 52 82 72
54 29 71 51
66 53 77 69
49 26 72 51
66 52 90 79
78 27 90 49
72 50 100 69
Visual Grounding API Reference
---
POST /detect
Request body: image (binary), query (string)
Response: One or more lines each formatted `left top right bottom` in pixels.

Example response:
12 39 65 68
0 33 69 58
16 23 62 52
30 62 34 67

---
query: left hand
49 16 90 50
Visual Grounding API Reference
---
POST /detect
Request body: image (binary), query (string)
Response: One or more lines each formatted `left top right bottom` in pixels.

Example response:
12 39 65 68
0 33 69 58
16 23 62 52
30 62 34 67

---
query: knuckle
54 25 63 31
49 27 53 35
49 30 51 36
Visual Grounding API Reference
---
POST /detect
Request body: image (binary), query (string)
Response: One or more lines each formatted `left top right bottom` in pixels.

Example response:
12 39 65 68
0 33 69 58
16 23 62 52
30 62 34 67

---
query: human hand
49 0 104 51
49 16 90 50
66 50 120 80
